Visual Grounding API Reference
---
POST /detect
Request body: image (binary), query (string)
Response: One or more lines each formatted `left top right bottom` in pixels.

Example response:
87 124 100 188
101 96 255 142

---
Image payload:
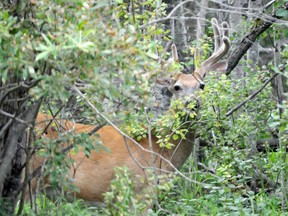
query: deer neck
157 107 198 170
168 125 196 169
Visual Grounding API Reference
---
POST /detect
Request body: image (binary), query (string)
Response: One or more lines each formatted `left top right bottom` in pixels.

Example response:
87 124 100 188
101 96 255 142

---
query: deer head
157 18 230 102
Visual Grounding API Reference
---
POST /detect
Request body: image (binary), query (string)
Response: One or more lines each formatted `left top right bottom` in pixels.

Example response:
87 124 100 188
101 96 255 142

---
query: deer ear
156 78 171 86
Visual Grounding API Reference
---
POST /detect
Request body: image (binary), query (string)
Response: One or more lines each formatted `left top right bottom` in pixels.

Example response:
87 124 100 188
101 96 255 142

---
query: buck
28 18 230 206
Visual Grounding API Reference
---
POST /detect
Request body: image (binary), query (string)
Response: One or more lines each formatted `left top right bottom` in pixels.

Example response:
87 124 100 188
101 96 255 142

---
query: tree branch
0 101 41 195
0 80 41 106
225 73 278 117
226 2 288 75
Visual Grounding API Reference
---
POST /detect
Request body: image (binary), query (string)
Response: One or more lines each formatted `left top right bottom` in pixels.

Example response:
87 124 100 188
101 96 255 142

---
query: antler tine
200 19 230 70
222 21 229 38
159 44 179 71
171 44 179 62
201 36 230 69
211 18 221 52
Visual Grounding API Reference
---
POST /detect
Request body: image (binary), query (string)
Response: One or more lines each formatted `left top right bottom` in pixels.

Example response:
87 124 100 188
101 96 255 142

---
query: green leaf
172 134 179 141
28 66 36 78
22 68 27 80
1 70 8 84
276 8 288 17
85 149 91 157
41 33 53 47
36 51 50 61
78 20 88 30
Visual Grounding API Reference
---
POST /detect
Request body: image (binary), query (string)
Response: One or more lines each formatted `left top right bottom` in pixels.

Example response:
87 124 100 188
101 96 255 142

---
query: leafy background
0 0 288 215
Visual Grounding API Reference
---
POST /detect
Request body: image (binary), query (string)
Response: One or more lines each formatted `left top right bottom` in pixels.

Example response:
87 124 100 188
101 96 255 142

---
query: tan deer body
29 18 230 204
32 113 196 203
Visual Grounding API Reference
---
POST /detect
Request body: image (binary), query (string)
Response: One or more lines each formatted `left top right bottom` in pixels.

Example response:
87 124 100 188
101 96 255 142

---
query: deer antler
171 44 179 62
196 18 230 77
159 44 179 71
146 44 179 70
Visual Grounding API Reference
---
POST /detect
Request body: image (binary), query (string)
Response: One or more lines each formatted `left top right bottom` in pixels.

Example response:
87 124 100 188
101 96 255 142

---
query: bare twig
139 0 196 29
17 123 34 215
0 80 41 106
0 110 29 125
263 0 277 10
225 73 278 117
0 119 13 138
140 0 288 31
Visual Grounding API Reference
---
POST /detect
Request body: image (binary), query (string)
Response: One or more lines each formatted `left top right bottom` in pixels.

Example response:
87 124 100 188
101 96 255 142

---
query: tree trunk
0 78 41 214
0 2 41 214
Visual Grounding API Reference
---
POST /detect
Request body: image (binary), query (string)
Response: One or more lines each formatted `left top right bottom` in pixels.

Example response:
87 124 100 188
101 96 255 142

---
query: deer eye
174 85 182 91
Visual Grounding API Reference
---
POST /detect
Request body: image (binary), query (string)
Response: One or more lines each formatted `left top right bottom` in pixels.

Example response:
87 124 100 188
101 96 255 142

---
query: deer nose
174 85 182 92
184 100 198 109
199 83 205 90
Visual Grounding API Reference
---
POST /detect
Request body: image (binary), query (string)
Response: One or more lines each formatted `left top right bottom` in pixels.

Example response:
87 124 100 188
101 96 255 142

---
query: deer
27 18 230 207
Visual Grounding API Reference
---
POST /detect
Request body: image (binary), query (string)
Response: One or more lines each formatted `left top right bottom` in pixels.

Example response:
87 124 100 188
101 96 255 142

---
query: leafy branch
225 73 278 117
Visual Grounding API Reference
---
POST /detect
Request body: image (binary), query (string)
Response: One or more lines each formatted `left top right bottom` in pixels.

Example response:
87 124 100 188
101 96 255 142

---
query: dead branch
226 2 288 75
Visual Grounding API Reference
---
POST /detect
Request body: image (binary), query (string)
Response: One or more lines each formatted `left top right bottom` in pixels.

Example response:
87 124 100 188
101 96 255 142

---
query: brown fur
29 113 195 202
